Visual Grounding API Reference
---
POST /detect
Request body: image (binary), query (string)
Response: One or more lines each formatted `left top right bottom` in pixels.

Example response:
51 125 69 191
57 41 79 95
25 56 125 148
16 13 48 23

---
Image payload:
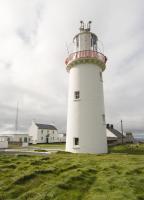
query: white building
65 21 108 154
9 133 29 147
106 124 134 145
0 136 8 148
58 133 66 143
0 133 29 147
29 121 59 144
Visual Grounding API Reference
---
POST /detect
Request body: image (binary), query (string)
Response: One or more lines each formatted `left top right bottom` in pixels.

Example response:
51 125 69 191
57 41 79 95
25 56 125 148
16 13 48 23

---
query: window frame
74 91 80 100
24 137 27 143
102 114 106 124
74 137 79 146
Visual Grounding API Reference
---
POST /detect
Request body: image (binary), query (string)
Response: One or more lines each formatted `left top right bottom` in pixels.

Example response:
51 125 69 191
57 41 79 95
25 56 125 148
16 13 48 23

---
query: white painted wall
66 26 107 154
66 63 107 153
7 134 29 147
0 137 8 148
28 122 38 144
37 129 59 143
79 32 91 51
58 133 66 142
11 134 28 143
0 141 8 148
106 129 117 138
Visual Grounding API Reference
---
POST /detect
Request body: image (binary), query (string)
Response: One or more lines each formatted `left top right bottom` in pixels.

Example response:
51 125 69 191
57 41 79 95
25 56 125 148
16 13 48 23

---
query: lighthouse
65 21 107 154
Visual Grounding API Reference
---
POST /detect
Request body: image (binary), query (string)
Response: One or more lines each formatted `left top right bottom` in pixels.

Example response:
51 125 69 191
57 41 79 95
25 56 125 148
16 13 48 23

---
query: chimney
111 124 114 129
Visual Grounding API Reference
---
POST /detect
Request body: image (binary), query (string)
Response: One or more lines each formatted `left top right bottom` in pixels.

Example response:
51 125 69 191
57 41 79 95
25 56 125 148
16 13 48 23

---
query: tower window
102 114 105 124
74 137 79 146
74 91 80 99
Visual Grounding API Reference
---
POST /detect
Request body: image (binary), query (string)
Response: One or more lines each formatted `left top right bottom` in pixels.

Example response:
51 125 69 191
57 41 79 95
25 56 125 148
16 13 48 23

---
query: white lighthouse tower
65 21 107 154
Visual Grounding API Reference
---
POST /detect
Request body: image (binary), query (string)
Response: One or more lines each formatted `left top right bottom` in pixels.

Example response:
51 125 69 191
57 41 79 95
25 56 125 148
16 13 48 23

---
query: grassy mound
0 145 144 199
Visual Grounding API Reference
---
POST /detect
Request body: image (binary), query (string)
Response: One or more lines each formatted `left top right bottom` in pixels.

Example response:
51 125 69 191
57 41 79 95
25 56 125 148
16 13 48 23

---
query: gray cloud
16 1 44 46
0 0 144 134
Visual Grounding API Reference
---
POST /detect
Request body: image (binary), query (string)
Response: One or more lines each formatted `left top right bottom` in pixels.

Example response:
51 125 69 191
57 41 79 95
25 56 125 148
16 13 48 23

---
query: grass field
0 144 144 200
29 143 65 150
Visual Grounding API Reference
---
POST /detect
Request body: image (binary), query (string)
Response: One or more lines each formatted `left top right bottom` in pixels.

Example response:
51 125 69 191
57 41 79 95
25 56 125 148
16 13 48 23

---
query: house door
46 134 49 143
46 137 49 143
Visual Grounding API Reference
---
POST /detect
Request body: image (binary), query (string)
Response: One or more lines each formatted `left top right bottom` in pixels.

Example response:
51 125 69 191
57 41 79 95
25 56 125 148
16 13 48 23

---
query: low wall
22 143 29 147
0 141 8 148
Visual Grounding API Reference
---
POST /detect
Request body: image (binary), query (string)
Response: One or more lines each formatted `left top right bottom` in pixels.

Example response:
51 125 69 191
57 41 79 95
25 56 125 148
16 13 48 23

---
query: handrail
65 50 107 65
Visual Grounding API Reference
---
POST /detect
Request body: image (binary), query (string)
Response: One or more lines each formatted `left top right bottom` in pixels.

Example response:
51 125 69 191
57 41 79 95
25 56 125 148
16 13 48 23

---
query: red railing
65 50 107 65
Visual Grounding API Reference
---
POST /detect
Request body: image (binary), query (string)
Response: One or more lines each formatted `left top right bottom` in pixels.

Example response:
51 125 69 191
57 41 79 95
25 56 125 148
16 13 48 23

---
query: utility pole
121 120 124 144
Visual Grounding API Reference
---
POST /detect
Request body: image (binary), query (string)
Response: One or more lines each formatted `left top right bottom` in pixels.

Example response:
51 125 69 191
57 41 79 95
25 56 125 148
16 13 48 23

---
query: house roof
107 127 125 139
106 129 117 138
35 123 57 130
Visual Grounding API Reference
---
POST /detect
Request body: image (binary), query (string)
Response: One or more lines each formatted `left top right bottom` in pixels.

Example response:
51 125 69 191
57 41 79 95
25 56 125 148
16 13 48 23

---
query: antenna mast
121 120 124 144
65 43 69 55
15 102 19 132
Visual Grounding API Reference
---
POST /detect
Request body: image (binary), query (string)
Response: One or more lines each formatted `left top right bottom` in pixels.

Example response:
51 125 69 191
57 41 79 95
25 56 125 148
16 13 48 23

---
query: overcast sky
0 0 144 133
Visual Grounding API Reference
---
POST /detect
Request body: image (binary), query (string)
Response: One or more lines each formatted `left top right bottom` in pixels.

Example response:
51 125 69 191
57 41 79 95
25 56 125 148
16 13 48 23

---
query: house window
53 130 54 134
100 72 103 81
47 130 49 134
74 137 79 146
74 91 80 100
41 130 43 134
41 137 43 140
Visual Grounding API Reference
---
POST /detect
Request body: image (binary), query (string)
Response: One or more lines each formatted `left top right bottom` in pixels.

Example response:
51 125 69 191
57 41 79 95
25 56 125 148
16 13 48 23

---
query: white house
29 122 59 144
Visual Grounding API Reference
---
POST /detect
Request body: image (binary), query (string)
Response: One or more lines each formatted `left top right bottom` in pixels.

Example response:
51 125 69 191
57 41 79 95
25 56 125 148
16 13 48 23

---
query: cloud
0 0 144 133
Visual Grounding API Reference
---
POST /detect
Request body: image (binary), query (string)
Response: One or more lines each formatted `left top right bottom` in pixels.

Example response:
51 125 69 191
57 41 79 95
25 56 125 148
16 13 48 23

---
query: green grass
0 144 144 199
29 143 65 149
109 143 144 154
